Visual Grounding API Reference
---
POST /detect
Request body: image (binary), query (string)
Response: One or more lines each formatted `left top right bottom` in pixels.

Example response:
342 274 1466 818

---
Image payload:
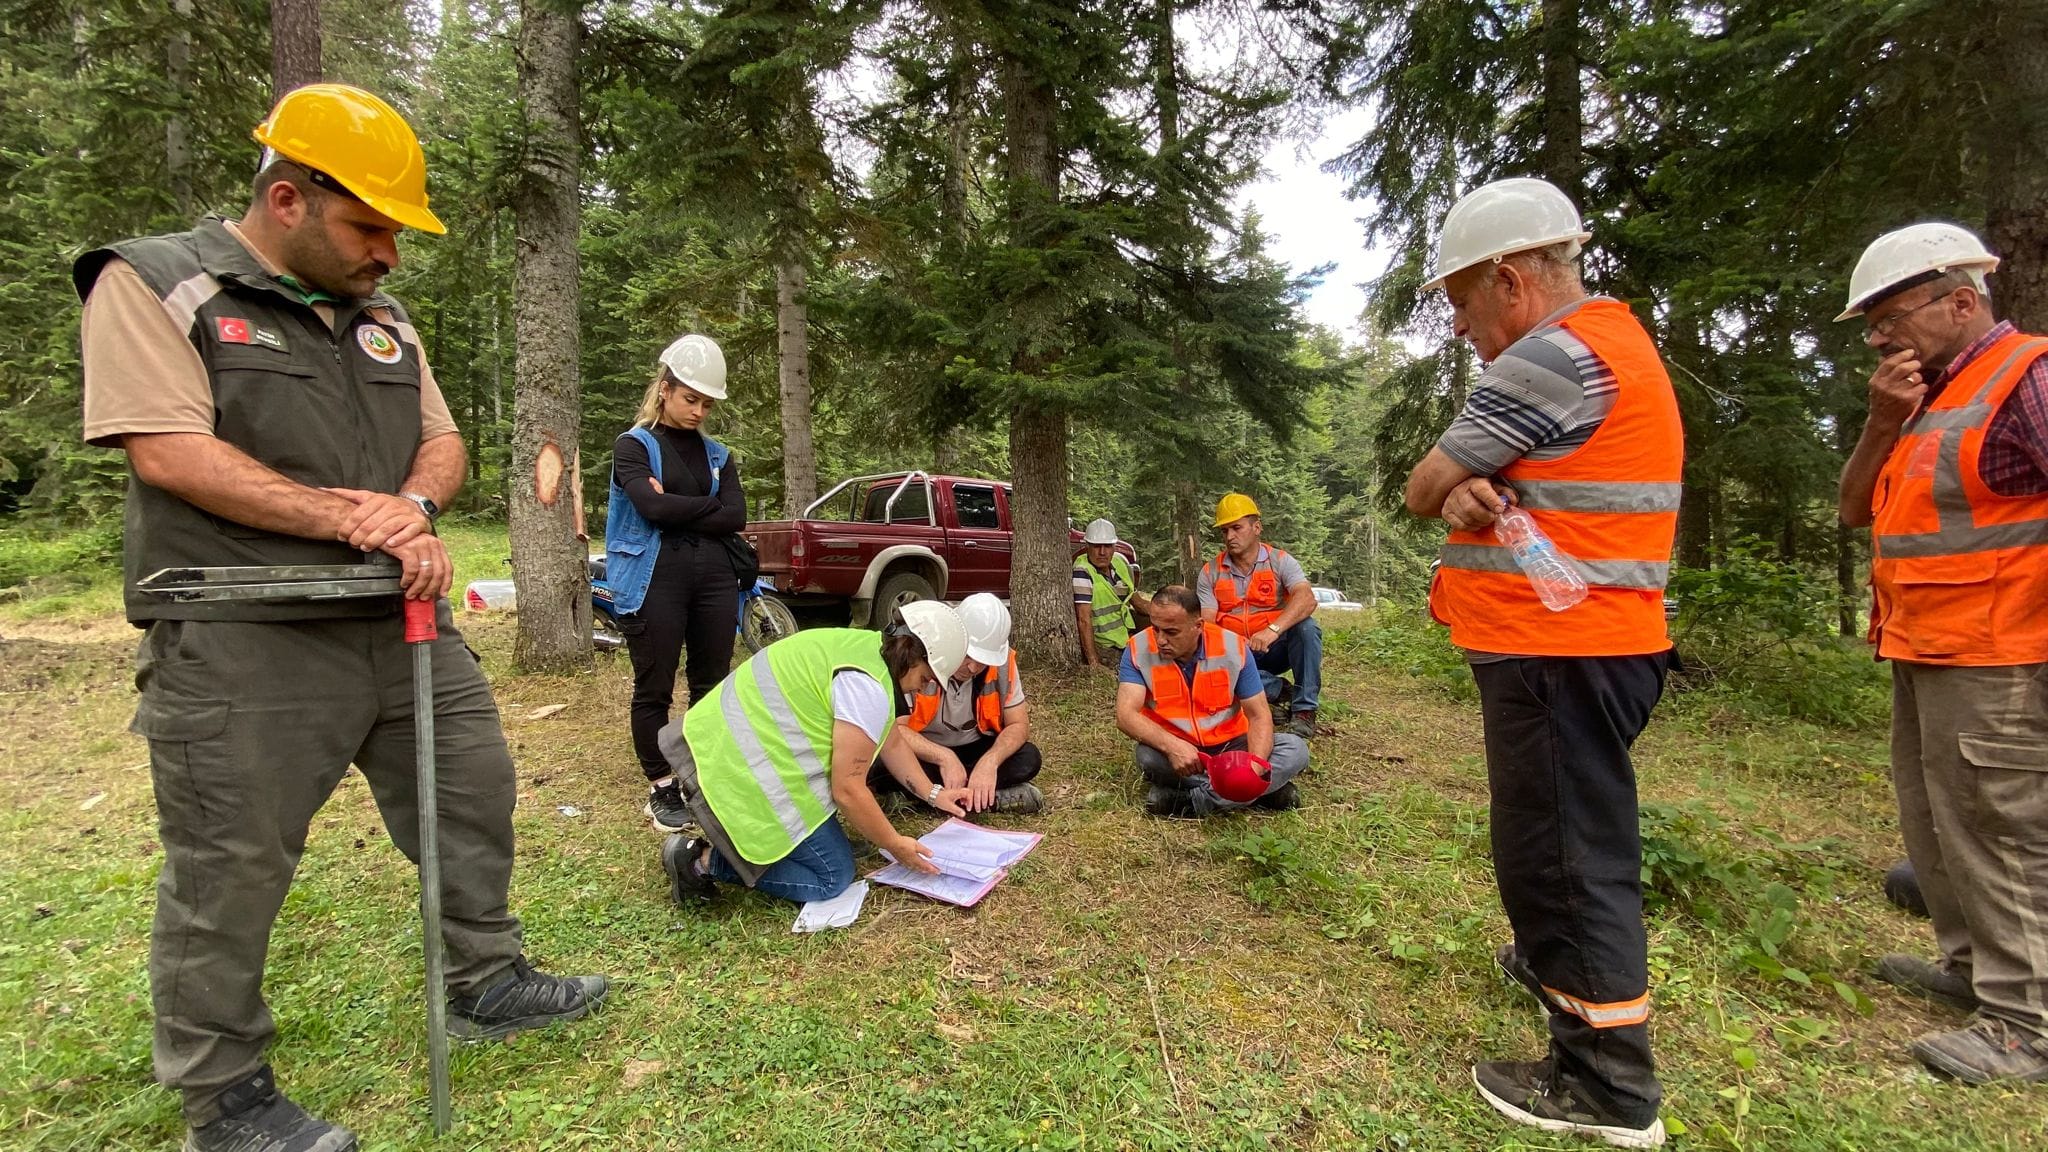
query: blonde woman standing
606 335 747 831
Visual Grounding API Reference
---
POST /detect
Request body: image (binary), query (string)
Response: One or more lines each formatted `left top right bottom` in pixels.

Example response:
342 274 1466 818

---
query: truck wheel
741 593 801 654
870 569 937 627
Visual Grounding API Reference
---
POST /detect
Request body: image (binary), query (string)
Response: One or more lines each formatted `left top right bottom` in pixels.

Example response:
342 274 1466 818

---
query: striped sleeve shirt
1437 297 1620 475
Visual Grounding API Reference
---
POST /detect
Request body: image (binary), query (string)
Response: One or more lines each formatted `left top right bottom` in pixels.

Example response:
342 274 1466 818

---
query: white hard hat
1083 518 1118 546
658 334 728 400
894 600 968 681
957 593 1011 666
1836 223 2000 322
1422 177 1592 292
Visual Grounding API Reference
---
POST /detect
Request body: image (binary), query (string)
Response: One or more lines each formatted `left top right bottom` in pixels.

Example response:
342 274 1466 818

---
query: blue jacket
605 425 732 615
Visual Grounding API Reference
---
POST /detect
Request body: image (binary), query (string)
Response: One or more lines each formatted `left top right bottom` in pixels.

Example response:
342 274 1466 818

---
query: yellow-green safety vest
686 629 895 865
1084 552 1138 651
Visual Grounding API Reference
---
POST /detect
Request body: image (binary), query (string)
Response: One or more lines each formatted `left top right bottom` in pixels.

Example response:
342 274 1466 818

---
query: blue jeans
1254 616 1322 713
708 815 856 905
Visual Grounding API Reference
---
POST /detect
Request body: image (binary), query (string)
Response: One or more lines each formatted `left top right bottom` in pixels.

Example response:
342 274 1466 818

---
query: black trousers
1471 652 1670 1127
622 538 737 781
867 733 1043 794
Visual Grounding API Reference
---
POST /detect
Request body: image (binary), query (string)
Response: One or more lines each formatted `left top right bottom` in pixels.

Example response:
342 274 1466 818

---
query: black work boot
662 833 718 904
448 957 609 1042
1472 1059 1665 1148
1285 710 1319 739
991 783 1045 815
645 781 692 834
184 1066 356 1152
1876 953 1978 1012
1143 784 1198 818
1252 781 1300 811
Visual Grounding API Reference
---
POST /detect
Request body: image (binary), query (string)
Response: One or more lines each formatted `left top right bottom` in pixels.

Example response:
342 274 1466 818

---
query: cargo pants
132 603 523 1125
1891 660 2048 1037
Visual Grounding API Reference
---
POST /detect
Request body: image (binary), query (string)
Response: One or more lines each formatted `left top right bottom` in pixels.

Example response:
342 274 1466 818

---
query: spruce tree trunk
167 0 194 216
1983 0 2048 330
1539 0 1583 202
777 257 817 513
271 0 323 96
509 0 589 673
1000 50 1077 665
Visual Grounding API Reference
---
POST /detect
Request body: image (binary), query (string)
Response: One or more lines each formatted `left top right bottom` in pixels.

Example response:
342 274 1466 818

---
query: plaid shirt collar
1929 320 2019 398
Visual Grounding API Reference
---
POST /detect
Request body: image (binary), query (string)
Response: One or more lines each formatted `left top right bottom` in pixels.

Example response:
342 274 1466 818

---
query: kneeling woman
657 602 974 905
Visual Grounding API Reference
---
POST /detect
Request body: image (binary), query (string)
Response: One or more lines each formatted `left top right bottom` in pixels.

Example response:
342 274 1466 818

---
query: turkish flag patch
216 317 253 345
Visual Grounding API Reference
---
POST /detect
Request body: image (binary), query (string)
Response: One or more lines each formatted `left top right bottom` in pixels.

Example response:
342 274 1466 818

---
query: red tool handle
404 596 439 644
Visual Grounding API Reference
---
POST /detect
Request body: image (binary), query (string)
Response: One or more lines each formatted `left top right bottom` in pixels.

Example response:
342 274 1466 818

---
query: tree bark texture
167 0 194 215
271 0 323 97
999 49 1076 665
509 0 589 673
776 258 817 513
1981 0 2048 331
1539 0 1582 204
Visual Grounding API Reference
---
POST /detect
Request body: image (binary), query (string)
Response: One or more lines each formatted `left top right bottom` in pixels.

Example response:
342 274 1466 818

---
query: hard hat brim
966 640 1009 665
1420 229 1593 293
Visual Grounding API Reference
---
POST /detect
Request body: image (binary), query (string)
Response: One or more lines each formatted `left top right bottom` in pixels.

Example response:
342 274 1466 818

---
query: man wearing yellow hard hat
73 85 608 1152
1197 493 1323 738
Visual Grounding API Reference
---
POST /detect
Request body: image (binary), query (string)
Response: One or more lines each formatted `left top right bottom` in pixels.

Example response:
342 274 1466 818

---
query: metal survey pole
404 596 451 1134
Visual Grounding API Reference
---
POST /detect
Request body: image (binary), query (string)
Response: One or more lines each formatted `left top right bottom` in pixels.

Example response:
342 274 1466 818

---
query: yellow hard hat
1213 492 1261 527
253 84 445 235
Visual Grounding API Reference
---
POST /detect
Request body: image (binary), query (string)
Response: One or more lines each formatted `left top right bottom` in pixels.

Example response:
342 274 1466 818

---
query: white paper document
871 818 1043 907
792 880 869 933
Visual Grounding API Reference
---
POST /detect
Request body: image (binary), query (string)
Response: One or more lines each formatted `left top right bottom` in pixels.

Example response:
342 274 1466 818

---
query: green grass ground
3 526 2045 1150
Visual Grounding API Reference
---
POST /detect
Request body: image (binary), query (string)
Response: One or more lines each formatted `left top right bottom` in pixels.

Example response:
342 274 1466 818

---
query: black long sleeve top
611 424 745 541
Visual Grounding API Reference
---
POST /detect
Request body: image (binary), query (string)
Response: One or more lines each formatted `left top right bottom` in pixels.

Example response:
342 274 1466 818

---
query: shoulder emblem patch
357 324 404 365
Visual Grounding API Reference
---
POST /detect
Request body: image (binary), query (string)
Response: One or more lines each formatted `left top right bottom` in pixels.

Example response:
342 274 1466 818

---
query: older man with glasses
1836 222 2048 1086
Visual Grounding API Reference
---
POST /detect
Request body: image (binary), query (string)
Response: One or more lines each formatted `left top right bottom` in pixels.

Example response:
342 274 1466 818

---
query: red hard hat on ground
1203 750 1272 804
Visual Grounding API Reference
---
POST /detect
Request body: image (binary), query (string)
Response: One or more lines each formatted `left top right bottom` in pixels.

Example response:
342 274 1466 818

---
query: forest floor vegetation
3 526 2044 1150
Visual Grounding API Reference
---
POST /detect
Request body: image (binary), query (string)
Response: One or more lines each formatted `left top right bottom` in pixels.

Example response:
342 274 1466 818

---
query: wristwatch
401 491 440 524
1263 624 1282 636
925 782 942 803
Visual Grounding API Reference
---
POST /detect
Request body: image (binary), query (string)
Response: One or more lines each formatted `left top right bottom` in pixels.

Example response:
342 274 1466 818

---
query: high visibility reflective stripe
1544 986 1650 1028
1879 516 2048 559
1956 338 2048 406
1512 480 1683 513
162 271 223 337
1438 543 1670 589
1904 404 1992 434
719 661 828 846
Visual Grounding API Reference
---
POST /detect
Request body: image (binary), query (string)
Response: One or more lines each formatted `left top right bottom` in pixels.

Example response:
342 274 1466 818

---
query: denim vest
605 424 730 615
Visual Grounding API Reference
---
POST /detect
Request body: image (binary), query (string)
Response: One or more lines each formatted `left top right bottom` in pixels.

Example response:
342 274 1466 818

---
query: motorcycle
587 554 799 655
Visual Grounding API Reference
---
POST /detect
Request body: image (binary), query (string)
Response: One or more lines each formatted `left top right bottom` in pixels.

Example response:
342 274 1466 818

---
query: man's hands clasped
328 487 449 600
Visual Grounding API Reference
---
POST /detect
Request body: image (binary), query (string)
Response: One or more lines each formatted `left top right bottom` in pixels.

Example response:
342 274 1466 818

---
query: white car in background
1312 586 1363 612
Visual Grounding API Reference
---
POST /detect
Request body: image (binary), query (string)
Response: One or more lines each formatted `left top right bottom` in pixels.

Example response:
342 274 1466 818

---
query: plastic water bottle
1494 506 1588 611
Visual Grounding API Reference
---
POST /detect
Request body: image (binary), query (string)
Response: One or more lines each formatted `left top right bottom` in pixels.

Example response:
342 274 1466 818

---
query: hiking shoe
184 1066 356 1152
1253 781 1300 811
1285 710 1318 739
991 783 1045 815
1496 942 1550 1010
447 957 609 1042
662 833 718 904
1472 1060 1665 1148
1911 1015 2048 1085
1876 953 1978 1012
645 782 692 833
1144 784 1199 818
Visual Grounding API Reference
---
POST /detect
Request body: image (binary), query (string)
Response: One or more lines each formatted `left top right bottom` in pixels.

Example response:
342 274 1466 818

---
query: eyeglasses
1866 288 1957 341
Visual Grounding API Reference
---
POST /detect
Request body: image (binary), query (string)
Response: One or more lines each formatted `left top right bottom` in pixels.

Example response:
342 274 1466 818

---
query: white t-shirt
830 670 891 744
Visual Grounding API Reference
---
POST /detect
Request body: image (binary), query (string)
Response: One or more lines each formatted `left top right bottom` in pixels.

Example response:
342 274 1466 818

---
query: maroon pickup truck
743 471 1139 629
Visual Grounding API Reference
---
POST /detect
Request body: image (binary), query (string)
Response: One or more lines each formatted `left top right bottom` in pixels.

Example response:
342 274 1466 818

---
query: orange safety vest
1205 546 1293 637
1869 330 2048 665
1429 299 1684 656
1129 623 1250 746
906 652 1016 735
